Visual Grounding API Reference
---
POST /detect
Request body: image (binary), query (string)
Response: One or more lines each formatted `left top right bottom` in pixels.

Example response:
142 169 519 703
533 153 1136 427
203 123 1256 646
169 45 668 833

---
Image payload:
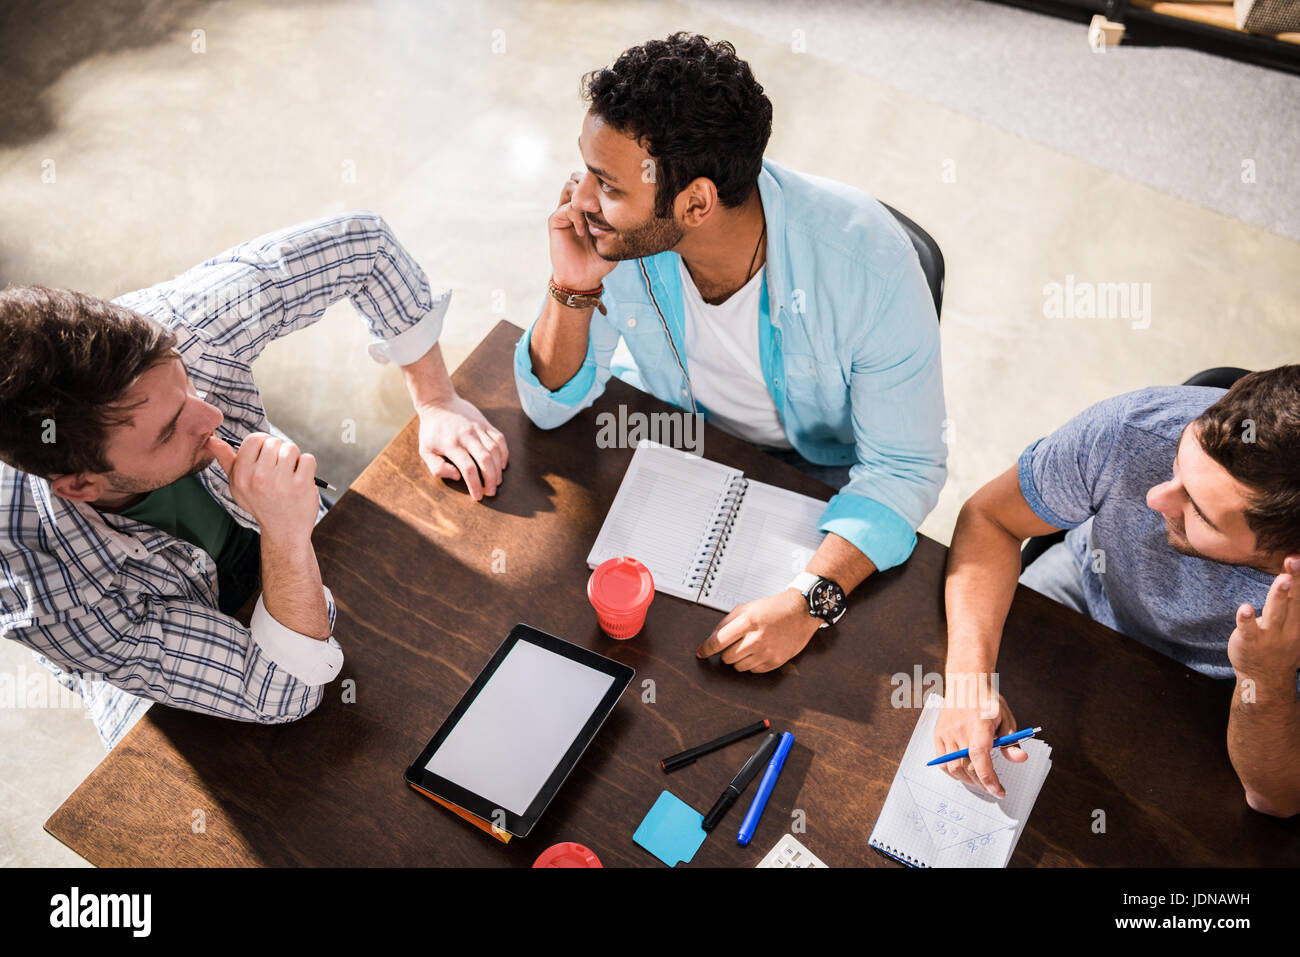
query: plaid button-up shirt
1 212 447 746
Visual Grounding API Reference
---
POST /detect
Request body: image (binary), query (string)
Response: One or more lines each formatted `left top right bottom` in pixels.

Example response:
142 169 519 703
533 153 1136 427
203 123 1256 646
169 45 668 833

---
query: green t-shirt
121 475 257 576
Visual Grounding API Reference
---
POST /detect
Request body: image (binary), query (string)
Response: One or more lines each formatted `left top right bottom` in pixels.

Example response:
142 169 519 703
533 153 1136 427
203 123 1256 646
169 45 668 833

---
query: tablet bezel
403 622 635 838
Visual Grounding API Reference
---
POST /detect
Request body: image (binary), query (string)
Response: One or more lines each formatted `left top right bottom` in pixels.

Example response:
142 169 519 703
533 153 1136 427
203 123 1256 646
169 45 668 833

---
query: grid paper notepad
587 441 827 612
869 694 1052 868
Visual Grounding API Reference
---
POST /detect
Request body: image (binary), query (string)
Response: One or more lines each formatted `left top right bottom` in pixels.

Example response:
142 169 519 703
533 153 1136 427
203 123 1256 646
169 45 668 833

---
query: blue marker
737 731 794 846
927 727 1042 766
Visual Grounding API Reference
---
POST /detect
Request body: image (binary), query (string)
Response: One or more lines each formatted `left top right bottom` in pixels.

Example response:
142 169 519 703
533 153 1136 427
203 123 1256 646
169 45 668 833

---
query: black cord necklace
746 220 767 283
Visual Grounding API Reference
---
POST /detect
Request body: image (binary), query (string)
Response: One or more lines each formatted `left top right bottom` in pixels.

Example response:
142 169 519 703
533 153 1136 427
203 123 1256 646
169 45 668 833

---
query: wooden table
45 321 1300 866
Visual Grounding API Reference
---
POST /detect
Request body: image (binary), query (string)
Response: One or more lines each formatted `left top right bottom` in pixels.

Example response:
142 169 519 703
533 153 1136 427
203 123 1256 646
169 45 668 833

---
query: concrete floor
1 0 1297 866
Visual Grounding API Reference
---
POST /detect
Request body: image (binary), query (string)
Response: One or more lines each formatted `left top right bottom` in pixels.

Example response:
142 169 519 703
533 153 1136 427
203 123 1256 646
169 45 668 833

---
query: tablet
404 623 635 838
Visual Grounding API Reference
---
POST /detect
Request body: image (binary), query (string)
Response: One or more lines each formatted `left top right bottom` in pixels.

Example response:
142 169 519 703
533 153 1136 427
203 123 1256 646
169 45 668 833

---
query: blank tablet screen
423 639 617 815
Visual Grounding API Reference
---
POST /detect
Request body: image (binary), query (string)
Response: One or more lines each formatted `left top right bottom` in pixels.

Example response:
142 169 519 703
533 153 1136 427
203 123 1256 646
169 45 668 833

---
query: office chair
882 202 945 320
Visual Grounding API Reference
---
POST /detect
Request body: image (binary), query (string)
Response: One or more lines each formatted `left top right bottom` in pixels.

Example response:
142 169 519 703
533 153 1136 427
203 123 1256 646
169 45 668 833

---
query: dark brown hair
1195 365 1300 555
0 285 177 477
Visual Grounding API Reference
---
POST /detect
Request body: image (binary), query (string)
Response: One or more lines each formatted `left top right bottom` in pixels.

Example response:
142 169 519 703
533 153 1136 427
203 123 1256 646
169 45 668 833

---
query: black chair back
1182 367 1252 390
882 202 945 320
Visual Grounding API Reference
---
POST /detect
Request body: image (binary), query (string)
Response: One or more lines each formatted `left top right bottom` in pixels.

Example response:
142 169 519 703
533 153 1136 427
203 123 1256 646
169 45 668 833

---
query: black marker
701 732 779 832
661 719 770 773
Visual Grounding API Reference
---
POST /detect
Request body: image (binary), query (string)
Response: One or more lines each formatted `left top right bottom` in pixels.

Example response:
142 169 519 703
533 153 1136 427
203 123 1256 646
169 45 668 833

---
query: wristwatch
787 572 847 628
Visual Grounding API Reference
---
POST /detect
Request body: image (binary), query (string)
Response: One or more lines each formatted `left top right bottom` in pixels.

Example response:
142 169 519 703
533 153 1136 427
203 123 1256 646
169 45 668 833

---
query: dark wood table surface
45 321 1300 866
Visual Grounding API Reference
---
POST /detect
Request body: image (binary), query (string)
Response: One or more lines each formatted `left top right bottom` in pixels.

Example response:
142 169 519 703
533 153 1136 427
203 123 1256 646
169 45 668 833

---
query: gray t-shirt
1018 386 1274 680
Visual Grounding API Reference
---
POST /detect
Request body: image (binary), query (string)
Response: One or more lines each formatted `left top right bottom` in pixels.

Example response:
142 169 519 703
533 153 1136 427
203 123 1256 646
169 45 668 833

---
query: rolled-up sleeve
820 253 947 571
16 589 339 724
513 295 620 429
367 290 449 365
249 585 343 685
144 211 446 368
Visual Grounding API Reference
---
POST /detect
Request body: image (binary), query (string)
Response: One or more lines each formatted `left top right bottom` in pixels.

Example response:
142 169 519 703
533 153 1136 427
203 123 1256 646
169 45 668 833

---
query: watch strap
787 571 819 596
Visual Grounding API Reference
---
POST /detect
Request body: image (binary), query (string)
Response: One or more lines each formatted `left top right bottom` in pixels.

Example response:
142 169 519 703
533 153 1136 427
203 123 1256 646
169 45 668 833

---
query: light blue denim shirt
514 158 947 571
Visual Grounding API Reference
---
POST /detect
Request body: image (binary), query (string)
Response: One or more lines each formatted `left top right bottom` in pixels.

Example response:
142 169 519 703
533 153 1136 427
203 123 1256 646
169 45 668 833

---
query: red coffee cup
587 557 655 639
532 842 603 868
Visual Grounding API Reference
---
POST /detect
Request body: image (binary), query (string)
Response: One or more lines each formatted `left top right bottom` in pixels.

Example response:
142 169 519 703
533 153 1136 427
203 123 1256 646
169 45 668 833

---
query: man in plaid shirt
0 212 508 750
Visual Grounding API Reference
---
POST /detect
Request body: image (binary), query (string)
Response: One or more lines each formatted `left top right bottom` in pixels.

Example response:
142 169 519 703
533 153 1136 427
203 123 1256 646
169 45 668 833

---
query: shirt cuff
250 585 344 685
367 289 450 365
818 494 917 572
513 320 599 407
1016 442 1077 530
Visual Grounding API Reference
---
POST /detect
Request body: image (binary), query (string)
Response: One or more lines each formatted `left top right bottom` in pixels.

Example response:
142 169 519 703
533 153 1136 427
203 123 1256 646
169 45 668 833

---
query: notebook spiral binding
696 473 748 595
868 839 929 868
685 474 749 593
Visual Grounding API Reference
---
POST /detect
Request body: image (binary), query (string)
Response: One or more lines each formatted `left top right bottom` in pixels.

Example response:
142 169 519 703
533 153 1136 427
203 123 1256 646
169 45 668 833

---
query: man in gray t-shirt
1018 386 1273 678
933 367 1300 819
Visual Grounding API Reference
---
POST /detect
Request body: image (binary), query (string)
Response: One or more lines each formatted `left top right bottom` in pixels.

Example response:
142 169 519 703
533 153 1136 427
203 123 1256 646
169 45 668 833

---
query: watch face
808 579 846 621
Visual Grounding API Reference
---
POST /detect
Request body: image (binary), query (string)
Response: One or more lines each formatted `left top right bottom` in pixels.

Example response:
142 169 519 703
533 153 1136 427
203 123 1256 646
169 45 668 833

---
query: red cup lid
588 557 654 615
532 842 602 868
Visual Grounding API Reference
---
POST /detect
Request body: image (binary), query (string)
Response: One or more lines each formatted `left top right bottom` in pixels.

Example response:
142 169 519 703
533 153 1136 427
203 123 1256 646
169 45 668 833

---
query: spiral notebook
587 441 828 612
869 694 1053 868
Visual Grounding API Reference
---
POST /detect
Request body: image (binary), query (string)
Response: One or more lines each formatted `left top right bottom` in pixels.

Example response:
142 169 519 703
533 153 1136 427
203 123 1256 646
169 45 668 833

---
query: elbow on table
248 682 330 725
518 406 575 431
522 406 574 431
1243 787 1300 819
515 388 583 431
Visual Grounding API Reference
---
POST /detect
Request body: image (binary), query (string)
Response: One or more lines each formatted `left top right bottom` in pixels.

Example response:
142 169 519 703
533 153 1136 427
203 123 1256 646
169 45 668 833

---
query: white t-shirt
680 258 792 449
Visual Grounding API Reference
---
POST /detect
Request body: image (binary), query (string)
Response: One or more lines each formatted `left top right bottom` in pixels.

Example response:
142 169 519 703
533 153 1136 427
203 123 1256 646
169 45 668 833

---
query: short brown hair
0 285 177 477
1195 365 1300 555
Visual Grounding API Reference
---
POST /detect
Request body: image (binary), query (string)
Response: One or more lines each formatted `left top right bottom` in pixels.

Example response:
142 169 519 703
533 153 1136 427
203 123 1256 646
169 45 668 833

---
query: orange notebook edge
407 782 512 844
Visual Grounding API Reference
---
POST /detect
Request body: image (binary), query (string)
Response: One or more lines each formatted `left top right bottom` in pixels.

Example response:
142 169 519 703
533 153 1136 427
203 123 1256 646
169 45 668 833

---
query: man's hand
933 684 1026 799
1229 555 1300 682
549 172 617 291
415 395 509 501
207 433 319 543
695 589 821 673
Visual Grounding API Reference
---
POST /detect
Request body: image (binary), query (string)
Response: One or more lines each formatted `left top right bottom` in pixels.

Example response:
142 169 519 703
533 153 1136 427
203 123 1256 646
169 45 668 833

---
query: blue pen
737 731 794 846
926 727 1043 766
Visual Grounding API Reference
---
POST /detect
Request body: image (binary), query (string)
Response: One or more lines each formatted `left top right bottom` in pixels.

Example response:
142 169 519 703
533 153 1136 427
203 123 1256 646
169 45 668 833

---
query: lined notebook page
869 694 1052 868
586 442 740 602
699 481 826 613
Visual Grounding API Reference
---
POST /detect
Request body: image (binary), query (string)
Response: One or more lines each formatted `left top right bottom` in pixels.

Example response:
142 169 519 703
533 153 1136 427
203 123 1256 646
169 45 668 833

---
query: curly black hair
582 33 773 219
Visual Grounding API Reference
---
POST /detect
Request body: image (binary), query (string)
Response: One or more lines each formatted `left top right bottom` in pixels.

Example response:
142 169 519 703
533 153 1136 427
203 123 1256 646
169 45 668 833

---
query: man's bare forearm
400 342 457 411
944 502 1023 674
528 297 595 391
260 532 331 640
806 532 876 594
1228 674 1300 816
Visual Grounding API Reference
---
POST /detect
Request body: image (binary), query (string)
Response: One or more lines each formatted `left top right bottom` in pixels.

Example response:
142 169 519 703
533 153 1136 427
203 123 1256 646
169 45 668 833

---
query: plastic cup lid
588 557 654 614
532 842 603 868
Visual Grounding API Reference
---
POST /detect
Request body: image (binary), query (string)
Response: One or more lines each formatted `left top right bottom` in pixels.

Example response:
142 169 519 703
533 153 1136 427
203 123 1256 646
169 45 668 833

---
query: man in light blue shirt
515 33 947 672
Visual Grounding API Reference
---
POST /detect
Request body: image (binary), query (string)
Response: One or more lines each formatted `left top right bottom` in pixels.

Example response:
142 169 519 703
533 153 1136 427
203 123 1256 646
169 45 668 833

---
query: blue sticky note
634 791 707 867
